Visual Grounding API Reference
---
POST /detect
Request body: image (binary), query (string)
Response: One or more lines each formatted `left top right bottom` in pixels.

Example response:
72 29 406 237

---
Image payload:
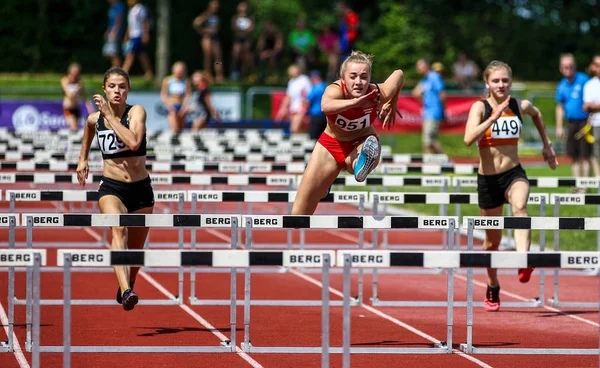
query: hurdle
547 193 600 308
460 216 600 355
37 249 336 368
23 247 600 367
11 213 186 310
188 215 456 308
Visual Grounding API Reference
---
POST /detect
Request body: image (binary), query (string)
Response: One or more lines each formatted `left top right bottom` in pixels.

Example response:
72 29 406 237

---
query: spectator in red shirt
336 1 359 59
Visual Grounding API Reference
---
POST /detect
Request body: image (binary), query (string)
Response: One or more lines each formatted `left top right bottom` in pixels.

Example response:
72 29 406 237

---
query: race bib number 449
97 130 129 154
335 114 371 132
491 117 521 139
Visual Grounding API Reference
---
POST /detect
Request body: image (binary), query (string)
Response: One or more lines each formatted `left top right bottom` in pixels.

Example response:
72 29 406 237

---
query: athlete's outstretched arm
520 99 557 169
377 69 404 104
76 113 98 185
321 84 378 115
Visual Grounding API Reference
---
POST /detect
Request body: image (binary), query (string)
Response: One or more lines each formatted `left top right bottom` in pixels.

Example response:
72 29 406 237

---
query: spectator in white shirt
584 54 600 176
274 64 312 134
122 0 153 80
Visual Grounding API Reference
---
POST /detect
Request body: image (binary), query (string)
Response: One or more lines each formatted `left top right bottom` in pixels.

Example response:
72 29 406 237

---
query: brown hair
340 50 374 78
103 67 131 89
482 60 512 97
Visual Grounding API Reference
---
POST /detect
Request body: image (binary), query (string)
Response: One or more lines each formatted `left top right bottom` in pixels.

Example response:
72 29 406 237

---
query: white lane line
0 301 30 368
454 273 600 328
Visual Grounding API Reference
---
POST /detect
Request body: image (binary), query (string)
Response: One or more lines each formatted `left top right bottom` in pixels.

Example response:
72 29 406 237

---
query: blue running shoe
354 135 380 182
122 289 139 311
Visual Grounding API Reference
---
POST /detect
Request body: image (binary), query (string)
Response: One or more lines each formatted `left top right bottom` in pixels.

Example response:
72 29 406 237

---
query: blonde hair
192 70 213 85
340 50 374 78
483 60 512 97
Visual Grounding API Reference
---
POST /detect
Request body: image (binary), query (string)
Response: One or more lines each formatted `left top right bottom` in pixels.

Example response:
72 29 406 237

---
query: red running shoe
518 268 534 283
484 285 500 312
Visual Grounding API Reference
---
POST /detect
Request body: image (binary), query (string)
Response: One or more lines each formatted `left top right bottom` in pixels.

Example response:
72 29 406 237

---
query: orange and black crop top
478 98 523 149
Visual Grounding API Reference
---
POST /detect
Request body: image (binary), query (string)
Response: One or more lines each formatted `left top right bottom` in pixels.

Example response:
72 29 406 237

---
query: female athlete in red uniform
291 51 404 215
464 60 558 311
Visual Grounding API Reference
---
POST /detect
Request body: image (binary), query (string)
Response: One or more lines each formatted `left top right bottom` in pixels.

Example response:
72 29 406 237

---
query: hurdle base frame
459 344 600 355
547 298 600 308
189 297 360 307
38 345 233 353
370 298 543 308
14 297 181 306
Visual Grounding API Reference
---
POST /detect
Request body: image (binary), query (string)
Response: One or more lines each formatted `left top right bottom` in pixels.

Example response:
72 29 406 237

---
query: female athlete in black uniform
76 67 154 311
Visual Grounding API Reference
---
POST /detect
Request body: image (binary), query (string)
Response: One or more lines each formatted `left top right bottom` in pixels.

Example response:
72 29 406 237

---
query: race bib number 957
491 117 521 139
97 130 128 154
334 114 371 132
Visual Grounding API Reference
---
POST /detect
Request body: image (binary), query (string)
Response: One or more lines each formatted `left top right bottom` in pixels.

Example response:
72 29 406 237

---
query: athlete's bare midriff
478 145 520 175
324 122 377 141
102 156 149 182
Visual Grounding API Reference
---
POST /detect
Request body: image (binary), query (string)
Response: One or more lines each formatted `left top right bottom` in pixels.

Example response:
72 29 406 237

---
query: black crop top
95 104 147 160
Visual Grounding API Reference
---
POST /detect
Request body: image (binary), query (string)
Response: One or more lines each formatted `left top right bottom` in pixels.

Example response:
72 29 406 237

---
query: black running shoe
484 285 500 312
122 289 139 311
116 281 135 304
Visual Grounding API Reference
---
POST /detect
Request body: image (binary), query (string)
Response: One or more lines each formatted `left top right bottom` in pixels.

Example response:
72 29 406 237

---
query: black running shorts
477 164 528 209
98 176 155 212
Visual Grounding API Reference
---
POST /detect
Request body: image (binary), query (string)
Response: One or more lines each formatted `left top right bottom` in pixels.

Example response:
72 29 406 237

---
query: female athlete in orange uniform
464 61 558 311
292 51 404 215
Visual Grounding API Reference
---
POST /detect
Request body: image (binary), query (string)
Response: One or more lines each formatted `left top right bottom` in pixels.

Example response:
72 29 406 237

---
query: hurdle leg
460 219 475 353
550 198 561 305
342 254 352 368
228 266 237 352
538 197 546 306
357 195 365 306
242 218 252 351
445 220 455 353
31 254 42 368
189 203 197 302
371 196 379 304
321 254 331 368
26 217 33 352
63 254 72 368
7 217 16 352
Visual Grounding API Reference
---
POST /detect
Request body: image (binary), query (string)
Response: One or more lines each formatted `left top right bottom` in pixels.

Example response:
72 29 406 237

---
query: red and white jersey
326 81 379 133
478 98 523 149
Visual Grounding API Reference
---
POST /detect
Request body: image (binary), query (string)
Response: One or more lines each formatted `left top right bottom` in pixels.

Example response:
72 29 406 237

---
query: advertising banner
0 90 242 132
270 91 481 134
0 100 89 132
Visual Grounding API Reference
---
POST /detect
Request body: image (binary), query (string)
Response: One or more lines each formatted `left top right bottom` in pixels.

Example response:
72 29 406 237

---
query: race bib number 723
491 117 521 139
334 114 371 132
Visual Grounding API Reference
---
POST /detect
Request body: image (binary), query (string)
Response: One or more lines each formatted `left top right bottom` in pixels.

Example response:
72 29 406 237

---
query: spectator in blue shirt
555 53 591 178
307 70 327 139
412 58 446 154
103 0 126 67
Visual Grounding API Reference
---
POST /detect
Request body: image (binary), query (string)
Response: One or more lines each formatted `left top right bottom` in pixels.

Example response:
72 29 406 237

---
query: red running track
0 201 599 367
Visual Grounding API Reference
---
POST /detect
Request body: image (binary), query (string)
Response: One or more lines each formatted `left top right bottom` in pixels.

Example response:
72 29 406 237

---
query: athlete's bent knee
112 226 127 241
